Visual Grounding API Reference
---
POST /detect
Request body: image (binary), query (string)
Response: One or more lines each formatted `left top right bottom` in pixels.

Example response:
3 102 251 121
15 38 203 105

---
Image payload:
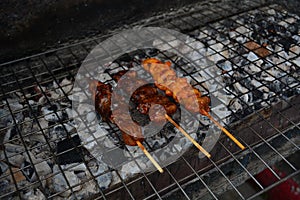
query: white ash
61 163 89 181
89 161 108 176
50 171 82 197
75 103 94 116
236 26 249 34
68 92 88 103
211 104 232 120
158 148 170 161
5 143 25 154
74 180 99 199
62 163 87 172
211 90 234 106
56 78 73 95
86 111 96 123
7 154 24 168
38 96 47 105
41 107 64 122
292 57 300 67
146 136 168 150
0 161 8 175
233 82 249 94
95 172 112 189
120 159 147 180
84 137 99 151
89 162 112 189
83 127 108 144
0 109 13 128
65 107 78 119
30 161 52 182
5 98 23 111
51 125 68 139
246 63 261 73
123 145 142 158
38 118 49 130
63 122 76 133
102 137 116 148
207 52 224 63
24 129 46 143
48 90 60 100
235 36 247 44
75 120 97 135
246 52 259 62
210 43 224 52
21 189 46 200
110 171 121 185
21 151 52 182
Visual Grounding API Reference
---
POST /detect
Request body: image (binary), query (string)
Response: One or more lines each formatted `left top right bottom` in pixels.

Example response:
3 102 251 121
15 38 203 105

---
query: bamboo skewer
136 140 164 173
206 114 245 150
141 58 245 151
165 114 211 158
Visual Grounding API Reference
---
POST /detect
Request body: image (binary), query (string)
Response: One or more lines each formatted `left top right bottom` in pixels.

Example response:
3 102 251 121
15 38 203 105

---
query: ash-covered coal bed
0 5 299 199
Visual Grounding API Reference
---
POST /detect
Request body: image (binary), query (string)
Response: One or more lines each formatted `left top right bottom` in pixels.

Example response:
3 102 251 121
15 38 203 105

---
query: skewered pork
89 80 144 146
142 58 210 116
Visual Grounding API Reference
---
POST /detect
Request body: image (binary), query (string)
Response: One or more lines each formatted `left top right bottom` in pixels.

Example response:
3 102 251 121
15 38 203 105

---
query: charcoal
56 135 84 165
0 161 8 175
0 109 13 128
51 170 82 197
21 161 35 181
278 37 297 53
21 189 46 200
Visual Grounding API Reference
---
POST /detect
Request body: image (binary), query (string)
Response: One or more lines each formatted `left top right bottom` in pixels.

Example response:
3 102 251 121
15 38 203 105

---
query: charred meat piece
113 70 158 102
111 93 144 145
112 70 177 122
89 80 112 121
89 79 144 146
137 95 177 122
131 84 158 103
113 70 149 99
148 104 166 123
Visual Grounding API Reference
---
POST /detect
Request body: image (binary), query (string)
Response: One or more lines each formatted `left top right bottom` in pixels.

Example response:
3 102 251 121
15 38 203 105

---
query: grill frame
0 1 300 200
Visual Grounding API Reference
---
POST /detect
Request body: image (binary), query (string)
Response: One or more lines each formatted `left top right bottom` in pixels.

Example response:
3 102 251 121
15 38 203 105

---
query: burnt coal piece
56 135 84 165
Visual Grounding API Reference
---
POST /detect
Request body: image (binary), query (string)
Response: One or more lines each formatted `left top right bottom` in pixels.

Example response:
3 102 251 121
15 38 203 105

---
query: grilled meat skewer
89 74 177 145
112 70 177 122
142 58 210 116
89 79 144 146
142 58 245 150
90 73 165 172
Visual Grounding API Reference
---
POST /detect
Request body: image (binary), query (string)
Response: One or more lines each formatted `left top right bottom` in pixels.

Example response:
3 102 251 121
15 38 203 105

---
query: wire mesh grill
0 1 299 200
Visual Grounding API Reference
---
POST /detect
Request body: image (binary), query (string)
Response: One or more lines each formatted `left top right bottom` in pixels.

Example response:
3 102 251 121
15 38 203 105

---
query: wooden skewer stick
165 114 211 158
136 140 164 173
206 114 245 150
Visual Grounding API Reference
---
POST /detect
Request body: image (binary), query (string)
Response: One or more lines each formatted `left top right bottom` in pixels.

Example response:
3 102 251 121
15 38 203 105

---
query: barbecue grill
0 0 299 199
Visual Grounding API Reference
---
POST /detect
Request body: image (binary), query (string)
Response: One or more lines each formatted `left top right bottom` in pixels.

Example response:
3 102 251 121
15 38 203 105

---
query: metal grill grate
0 1 299 200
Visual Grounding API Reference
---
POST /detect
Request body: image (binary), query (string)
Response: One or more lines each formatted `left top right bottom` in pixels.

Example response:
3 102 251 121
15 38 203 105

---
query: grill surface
0 1 300 200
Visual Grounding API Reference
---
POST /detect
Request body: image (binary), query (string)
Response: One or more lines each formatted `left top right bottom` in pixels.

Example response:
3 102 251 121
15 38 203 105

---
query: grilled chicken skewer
89 79 144 145
142 58 245 150
110 69 211 157
89 79 163 173
112 70 177 122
